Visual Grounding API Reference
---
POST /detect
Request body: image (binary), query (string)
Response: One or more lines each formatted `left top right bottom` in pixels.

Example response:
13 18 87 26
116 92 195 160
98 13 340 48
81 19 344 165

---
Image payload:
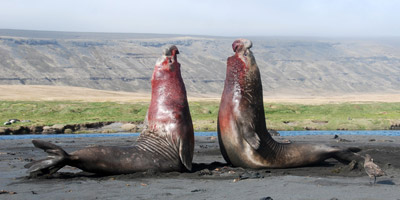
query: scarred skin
218 39 360 169
26 45 194 175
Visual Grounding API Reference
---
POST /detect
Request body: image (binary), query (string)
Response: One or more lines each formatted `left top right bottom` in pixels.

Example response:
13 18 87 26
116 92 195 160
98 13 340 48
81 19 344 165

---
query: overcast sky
0 0 399 37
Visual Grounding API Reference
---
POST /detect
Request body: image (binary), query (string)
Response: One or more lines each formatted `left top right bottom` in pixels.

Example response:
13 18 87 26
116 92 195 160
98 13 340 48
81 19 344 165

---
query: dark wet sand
1 135 400 200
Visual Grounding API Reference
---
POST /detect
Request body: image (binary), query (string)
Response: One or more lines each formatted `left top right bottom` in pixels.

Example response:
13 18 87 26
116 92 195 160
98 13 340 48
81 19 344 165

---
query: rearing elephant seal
25 45 194 175
217 39 360 169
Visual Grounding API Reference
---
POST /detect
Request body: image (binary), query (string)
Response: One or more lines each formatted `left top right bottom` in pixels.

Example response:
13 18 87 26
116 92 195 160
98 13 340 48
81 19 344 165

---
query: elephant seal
217 39 360 169
25 45 194 175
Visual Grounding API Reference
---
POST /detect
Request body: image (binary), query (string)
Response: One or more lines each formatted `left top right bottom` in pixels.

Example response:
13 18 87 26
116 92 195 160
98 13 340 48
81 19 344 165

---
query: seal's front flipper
25 140 69 176
179 139 193 171
243 131 261 150
240 121 261 150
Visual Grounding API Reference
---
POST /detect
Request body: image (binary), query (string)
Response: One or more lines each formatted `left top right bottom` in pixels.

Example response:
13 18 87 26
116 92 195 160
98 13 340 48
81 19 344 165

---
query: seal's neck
148 60 189 129
223 51 267 132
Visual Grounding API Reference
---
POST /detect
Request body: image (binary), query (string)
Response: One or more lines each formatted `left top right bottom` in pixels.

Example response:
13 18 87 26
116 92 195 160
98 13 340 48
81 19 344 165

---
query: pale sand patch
262 93 400 104
1 85 400 104
0 85 150 102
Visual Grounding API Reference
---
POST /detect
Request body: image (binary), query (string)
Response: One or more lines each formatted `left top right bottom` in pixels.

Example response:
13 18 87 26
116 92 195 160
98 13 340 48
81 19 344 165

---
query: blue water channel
1 130 400 140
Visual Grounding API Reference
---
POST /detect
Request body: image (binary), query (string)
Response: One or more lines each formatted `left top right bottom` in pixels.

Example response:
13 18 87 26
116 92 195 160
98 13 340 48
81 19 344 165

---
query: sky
0 0 399 37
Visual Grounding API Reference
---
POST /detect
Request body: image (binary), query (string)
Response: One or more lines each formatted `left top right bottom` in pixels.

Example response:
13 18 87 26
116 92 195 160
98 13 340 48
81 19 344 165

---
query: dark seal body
26 46 194 175
218 39 360 169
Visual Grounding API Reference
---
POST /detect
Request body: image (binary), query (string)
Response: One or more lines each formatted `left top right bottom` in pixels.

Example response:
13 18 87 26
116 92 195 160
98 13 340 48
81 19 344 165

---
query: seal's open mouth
232 39 252 53
156 45 180 69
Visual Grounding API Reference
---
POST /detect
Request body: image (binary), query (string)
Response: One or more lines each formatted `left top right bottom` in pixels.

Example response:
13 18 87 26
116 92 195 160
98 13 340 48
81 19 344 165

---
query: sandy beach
1 134 400 200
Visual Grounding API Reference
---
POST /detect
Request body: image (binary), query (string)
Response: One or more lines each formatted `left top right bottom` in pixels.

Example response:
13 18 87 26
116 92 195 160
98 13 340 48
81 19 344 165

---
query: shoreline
0 121 400 136
1 130 400 141
1 121 400 136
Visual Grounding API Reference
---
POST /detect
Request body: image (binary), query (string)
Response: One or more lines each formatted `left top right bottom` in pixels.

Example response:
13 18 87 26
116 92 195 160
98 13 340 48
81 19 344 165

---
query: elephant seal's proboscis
25 45 194 175
217 39 361 169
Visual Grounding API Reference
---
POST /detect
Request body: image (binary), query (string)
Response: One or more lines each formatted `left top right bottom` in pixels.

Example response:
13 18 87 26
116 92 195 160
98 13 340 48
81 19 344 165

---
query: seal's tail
24 140 69 176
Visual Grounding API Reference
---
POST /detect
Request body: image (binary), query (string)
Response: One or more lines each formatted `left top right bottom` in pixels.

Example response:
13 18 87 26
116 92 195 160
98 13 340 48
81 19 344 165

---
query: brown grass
1 85 400 104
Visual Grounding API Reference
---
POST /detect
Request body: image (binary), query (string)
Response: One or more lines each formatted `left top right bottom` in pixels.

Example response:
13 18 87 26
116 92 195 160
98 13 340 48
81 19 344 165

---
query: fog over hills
0 29 399 97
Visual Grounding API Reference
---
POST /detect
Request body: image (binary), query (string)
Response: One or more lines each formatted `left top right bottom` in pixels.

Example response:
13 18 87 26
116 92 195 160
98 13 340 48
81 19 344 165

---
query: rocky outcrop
0 121 143 135
390 124 400 130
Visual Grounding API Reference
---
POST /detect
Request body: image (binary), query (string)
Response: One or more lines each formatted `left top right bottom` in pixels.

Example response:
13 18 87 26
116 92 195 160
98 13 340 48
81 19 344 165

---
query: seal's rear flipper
333 147 363 164
25 140 69 176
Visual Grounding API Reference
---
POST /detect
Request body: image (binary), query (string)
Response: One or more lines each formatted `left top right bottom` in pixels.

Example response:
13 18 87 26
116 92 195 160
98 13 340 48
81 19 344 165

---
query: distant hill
0 29 399 96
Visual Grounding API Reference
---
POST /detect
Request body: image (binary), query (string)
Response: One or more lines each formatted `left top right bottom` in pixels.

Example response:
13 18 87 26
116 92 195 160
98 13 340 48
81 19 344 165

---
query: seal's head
154 45 180 72
229 39 256 71
225 39 258 87
232 39 252 54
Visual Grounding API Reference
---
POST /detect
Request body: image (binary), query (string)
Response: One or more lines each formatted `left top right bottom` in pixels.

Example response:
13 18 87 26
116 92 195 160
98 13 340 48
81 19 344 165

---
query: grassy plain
1 100 399 131
1 85 399 131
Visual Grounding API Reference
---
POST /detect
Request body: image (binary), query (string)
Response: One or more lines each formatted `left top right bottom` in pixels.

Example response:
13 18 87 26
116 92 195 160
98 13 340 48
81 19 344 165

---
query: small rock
369 139 376 142
52 124 66 133
0 127 10 135
121 123 137 132
64 128 73 134
0 190 17 195
8 119 20 123
42 126 54 134
201 109 211 114
101 129 117 133
198 169 212 176
334 135 352 142
191 189 206 192
208 136 217 141
282 139 291 144
337 138 352 142
239 171 264 180
268 129 280 136
331 168 341 173
260 197 273 200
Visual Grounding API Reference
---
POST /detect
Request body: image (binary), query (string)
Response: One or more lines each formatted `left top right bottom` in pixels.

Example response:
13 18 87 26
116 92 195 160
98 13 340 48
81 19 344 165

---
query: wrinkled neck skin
147 53 193 139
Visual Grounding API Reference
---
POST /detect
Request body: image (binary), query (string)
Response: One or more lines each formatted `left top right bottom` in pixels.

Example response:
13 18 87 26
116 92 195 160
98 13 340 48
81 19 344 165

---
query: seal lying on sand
25 45 194 175
217 39 361 168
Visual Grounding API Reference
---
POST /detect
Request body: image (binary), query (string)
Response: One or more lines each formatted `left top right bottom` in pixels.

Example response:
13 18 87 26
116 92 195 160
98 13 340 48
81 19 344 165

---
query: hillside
0 29 399 96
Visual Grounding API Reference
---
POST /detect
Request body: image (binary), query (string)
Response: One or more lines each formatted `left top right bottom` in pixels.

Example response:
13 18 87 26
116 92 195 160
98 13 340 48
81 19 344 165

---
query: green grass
0 101 149 126
1 101 400 131
264 103 400 130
